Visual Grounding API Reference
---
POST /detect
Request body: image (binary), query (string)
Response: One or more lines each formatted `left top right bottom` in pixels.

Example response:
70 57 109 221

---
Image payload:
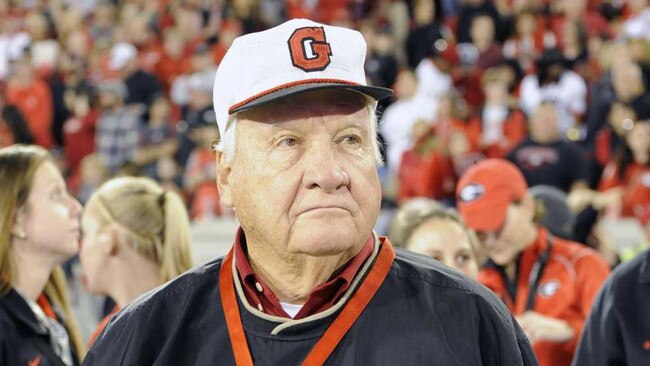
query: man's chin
289 225 363 257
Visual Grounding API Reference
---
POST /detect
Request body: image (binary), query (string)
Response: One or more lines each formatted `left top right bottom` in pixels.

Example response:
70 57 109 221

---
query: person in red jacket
5 53 54 148
397 121 456 203
457 159 611 366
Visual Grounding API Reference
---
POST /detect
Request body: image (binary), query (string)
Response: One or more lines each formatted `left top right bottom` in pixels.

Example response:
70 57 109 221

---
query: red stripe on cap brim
228 79 393 115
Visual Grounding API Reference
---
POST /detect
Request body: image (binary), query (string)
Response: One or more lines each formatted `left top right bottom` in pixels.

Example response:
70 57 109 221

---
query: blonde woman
0 144 85 365
79 176 193 346
392 198 482 279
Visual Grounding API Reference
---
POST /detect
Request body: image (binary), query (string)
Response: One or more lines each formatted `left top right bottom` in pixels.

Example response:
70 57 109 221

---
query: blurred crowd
2 0 650 363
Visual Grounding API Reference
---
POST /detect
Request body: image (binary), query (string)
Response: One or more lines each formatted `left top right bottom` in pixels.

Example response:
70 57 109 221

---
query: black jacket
84 242 539 366
572 249 650 366
0 289 80 366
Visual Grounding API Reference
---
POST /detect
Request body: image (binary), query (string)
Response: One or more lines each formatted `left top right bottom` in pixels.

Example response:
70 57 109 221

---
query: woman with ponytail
0 144 86 365
79 176 193 347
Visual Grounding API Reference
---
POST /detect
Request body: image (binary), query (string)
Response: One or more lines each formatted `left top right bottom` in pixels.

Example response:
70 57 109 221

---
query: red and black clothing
84 231 538 366
479 228 610 366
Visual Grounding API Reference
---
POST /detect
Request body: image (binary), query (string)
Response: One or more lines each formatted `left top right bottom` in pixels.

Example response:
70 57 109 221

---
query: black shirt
508 138 588 192
0 289 80 366
84 240 539 366
573 249 650 366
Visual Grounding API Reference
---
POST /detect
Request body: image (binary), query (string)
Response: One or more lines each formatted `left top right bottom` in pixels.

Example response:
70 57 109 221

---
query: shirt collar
233 227 375 318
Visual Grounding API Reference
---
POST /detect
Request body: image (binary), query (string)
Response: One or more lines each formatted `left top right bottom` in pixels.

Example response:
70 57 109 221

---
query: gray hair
214 99 383 166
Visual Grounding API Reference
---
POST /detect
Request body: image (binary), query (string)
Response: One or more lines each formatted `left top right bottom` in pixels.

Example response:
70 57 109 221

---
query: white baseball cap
108 43 137 71
212 18 393 137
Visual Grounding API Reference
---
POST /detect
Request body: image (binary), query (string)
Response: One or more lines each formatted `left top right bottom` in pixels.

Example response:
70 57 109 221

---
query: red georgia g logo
288 27 333 72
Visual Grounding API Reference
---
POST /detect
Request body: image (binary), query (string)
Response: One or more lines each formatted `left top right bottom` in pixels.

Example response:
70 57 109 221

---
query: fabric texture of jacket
83 237 539 366
0 288 80 366
572 248 650 366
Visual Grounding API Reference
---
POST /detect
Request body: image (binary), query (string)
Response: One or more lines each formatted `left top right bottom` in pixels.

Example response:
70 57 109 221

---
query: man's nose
302 141 349 193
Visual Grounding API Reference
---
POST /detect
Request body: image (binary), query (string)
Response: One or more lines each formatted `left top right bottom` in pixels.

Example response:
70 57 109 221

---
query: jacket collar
0 288 48 335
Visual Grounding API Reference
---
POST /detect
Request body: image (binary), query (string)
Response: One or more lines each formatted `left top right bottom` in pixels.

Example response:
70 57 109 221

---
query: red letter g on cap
288 27 332 72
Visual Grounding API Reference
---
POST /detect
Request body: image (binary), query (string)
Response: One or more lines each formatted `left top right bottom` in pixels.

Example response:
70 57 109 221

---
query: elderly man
83 19 537 365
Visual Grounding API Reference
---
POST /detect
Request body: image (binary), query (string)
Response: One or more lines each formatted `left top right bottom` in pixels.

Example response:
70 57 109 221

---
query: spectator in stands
63 88 98 186
503 10 554 74
402 201 481 279
0 144 86 365
561 20 589 73
134 95 177 179
80 176 193 347
611 59 650 120
380 68 436 180
364 25 398 90
154 28 189 94
73 154 110 205
184 124 223 220
89 3 116 44
447 124 486 177
175 69 216 168
584 41 624 145
454 13 504 109
457 159 610 366
598 119 650 222
520 48 587 135
5 52 54 148
508 102 589 192
456 0 509 44
0 91 32 148
594 101 635 169
50 50 94 148
397 120 456 203
107 43 162 114
95 79 140 174
211 20 243 66
406 0 446 69
549 0 612 44
466 66 527 159
170 43 217 113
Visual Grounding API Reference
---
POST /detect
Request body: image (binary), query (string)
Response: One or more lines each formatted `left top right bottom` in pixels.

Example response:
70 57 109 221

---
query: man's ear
215 150 234 207
521 193 536 220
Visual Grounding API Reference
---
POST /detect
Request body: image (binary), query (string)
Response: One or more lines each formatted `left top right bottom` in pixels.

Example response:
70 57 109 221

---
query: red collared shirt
234 229 374 319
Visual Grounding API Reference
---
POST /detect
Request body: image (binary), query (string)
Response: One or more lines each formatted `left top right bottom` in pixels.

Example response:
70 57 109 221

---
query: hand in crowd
516 311 574 344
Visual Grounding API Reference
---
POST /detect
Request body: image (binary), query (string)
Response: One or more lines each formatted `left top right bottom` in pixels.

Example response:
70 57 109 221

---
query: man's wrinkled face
219 89 381 257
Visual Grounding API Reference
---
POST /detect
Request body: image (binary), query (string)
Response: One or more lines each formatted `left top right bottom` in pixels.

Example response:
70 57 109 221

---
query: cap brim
461 198 510 232
229 82 393 115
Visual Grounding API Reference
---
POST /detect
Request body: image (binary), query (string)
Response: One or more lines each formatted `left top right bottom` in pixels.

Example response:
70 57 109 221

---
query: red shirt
397 148 456 202
466 109 528 159
6 79 53 148
234 228 374 319
63 110 98 179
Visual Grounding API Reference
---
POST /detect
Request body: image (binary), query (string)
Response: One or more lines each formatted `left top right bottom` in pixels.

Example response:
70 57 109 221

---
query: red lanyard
219 240 395 366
